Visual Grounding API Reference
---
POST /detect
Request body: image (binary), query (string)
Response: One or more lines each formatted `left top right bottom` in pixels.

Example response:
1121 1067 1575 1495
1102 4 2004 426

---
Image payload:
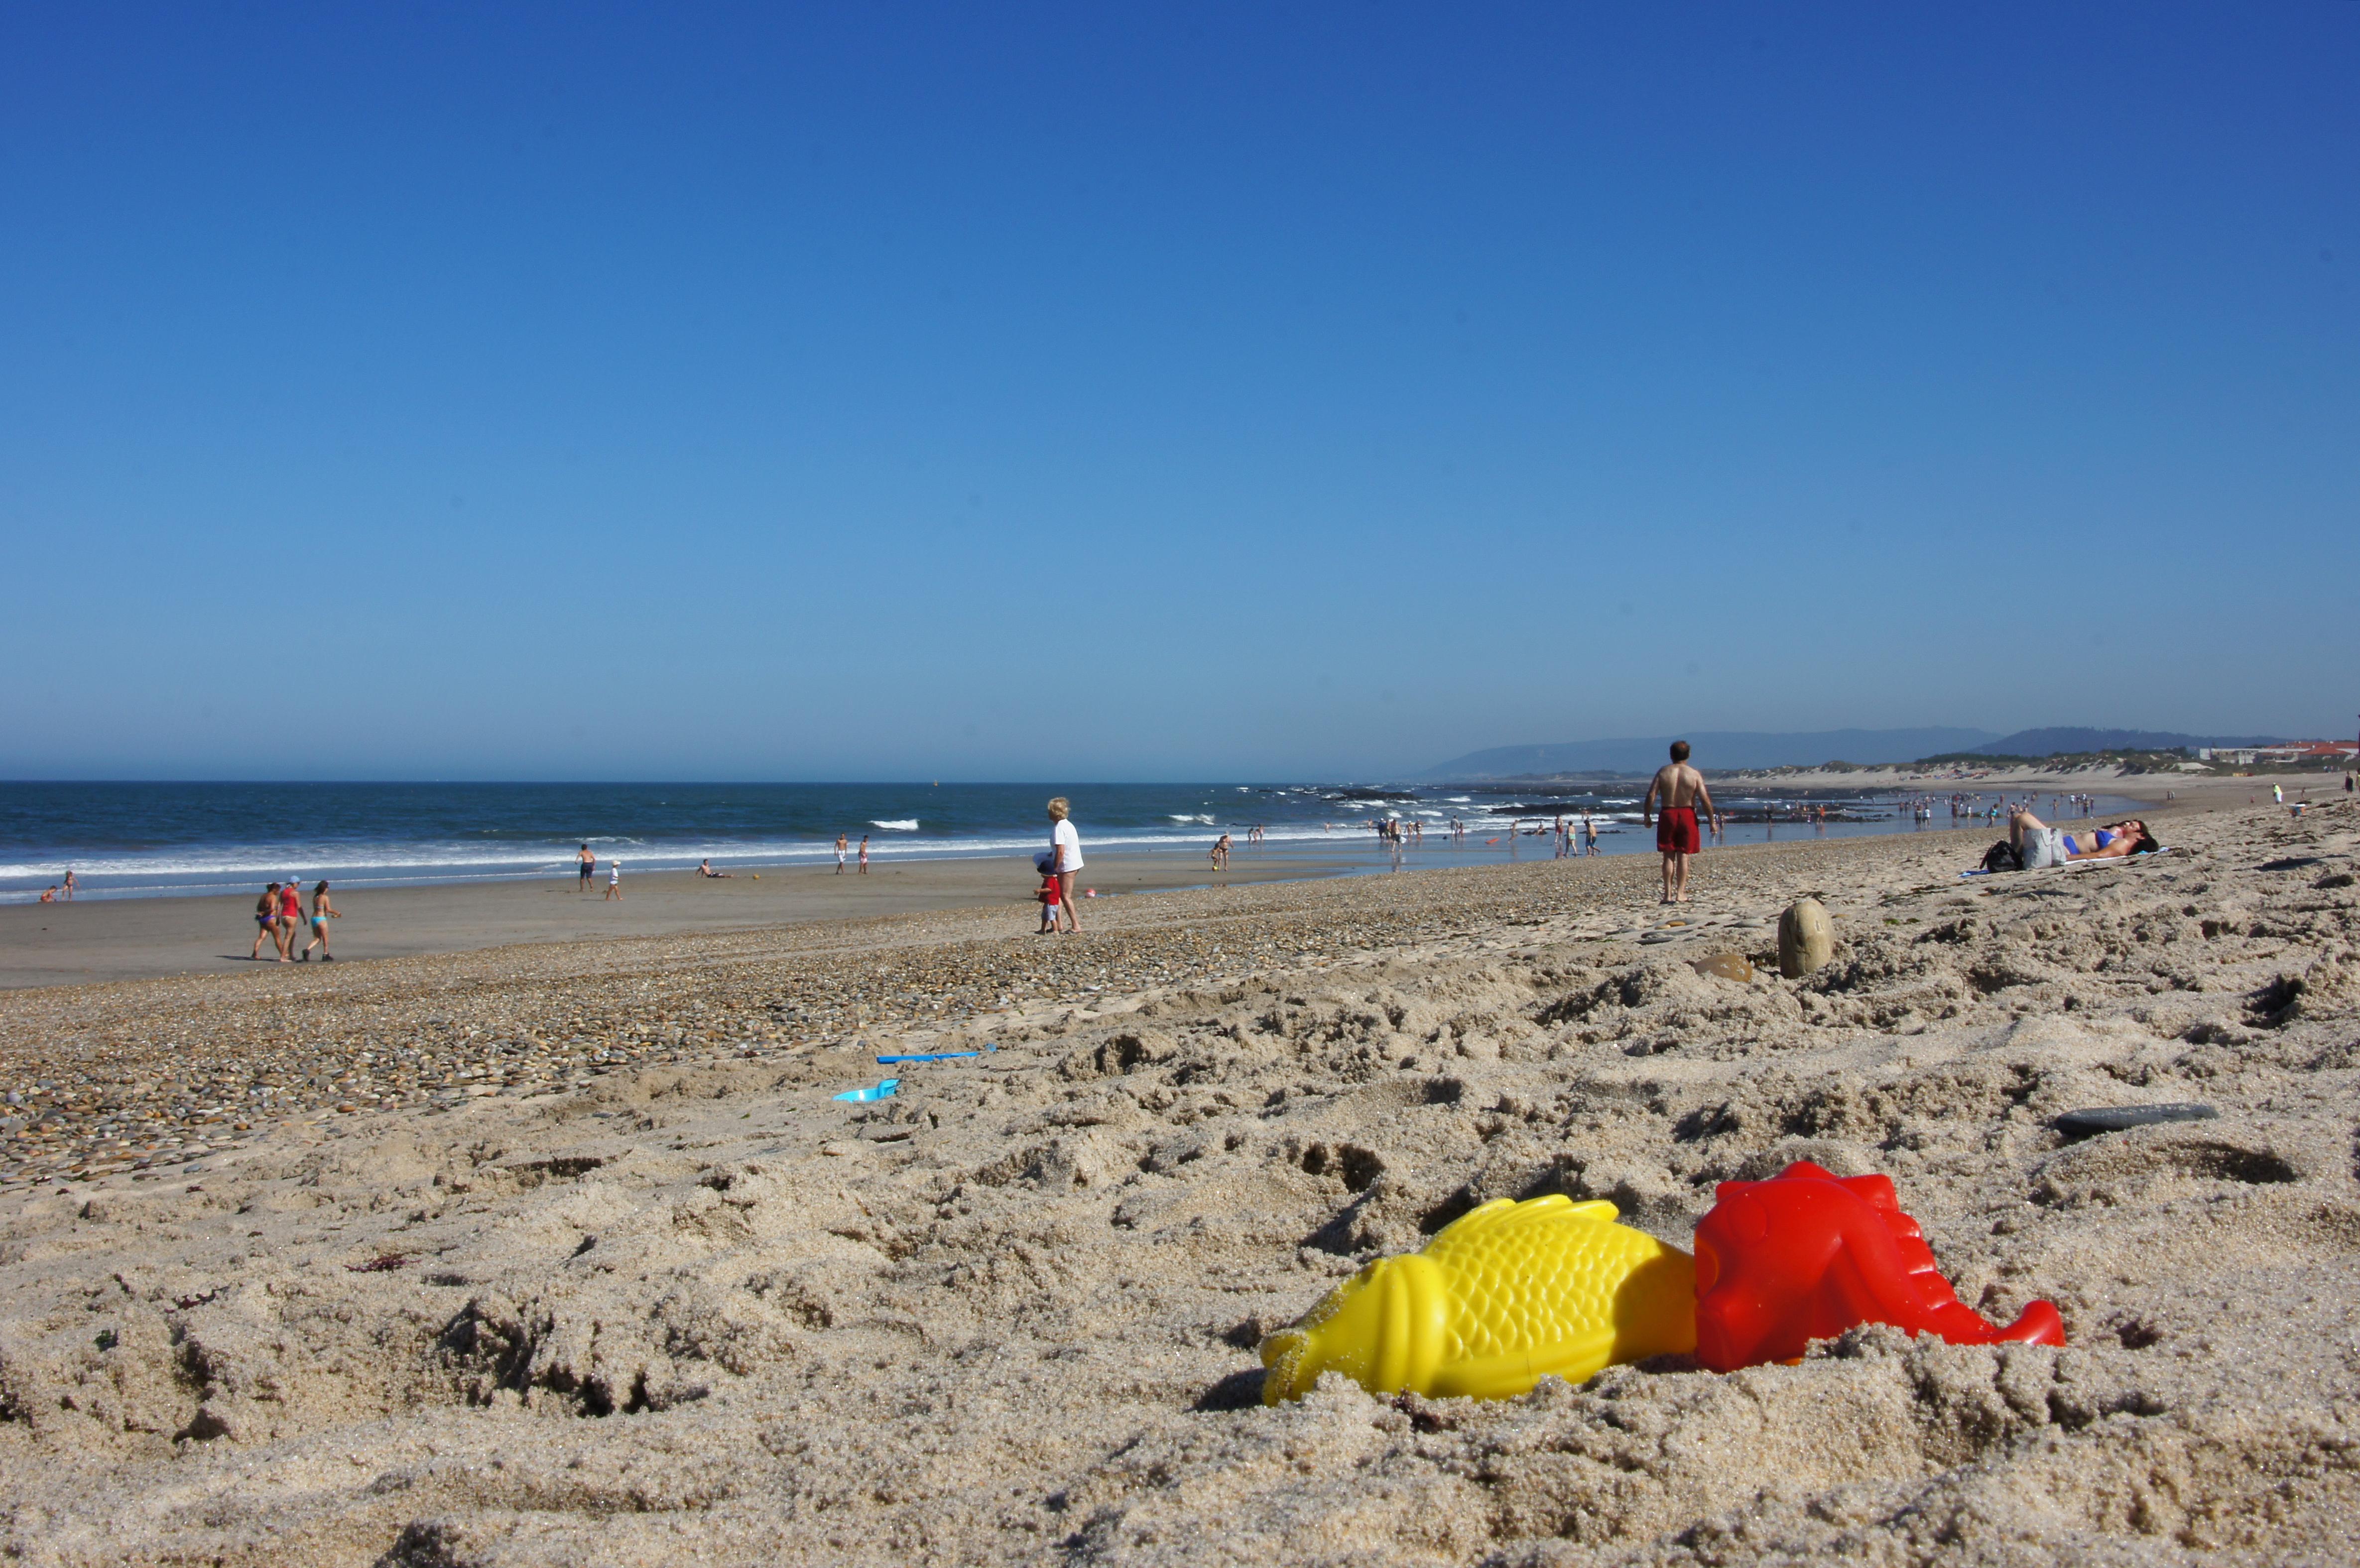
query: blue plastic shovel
875 1050 984 1064
832 1078 901 1102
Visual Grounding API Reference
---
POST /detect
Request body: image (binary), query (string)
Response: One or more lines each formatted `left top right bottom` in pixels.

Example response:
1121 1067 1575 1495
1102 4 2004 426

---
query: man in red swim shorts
1642 740 1722 905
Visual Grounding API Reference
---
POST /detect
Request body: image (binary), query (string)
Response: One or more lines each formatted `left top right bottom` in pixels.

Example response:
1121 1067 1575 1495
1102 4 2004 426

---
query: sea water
0 781 2139 902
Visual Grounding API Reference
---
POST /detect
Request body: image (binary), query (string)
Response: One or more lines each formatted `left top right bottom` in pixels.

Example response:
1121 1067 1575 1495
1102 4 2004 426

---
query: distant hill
1423 728 2004 780
1972 727 2287 757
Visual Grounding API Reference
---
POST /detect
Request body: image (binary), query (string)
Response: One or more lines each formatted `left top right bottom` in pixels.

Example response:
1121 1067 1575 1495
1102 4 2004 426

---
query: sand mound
4 805 2360 1563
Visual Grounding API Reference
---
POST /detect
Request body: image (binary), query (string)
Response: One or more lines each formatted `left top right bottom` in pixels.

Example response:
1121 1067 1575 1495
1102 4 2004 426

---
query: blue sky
4 3 2354 780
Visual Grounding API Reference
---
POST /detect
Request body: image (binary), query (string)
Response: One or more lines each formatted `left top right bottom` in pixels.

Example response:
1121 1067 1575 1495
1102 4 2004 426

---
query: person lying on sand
695 859 734 878
2010 810 2159 869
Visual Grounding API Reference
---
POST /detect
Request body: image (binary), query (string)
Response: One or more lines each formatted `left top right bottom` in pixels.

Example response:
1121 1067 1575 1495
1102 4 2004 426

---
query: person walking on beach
605 859 622 900
1046 797 1083 933
858 835 870 874
834 833 848 873
60 869 76 900
300 881 339 961
250 883 283 961
276 878 304 957
1584 814 1599 855
1642 740 1721 905
577 844 595 891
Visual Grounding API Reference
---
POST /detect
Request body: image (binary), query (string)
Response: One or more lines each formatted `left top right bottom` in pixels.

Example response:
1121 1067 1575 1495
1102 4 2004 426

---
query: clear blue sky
4 4 2354 780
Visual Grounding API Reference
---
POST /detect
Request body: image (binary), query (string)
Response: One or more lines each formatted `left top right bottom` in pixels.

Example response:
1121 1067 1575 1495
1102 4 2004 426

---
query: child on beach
1034 852 1062 933
605 859 622 900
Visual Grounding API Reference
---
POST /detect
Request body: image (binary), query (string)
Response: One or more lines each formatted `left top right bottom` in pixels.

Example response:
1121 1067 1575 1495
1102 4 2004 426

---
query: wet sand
0 852 1346 990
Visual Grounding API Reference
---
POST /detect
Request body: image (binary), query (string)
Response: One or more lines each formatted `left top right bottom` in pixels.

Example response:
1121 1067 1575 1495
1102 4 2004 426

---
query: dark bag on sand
1981 839 2023 873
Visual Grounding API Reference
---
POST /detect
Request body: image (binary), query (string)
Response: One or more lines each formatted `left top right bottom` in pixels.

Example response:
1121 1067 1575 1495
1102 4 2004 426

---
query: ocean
0 781 2137 902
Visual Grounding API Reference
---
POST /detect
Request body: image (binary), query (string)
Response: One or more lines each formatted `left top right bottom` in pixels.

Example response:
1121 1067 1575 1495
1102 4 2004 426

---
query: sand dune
2 800 2356 1564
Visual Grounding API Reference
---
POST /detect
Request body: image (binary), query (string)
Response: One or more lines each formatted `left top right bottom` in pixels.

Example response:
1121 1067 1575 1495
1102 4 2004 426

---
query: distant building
2206 741 2357 766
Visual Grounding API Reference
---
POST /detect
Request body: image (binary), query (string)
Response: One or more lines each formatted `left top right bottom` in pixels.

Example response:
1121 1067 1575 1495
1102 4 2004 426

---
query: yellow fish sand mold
1260 1194 1696 1404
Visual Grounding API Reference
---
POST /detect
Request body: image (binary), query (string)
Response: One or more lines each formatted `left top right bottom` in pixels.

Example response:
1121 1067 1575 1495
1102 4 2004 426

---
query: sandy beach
1 794 2356 1564
0 852 1347 991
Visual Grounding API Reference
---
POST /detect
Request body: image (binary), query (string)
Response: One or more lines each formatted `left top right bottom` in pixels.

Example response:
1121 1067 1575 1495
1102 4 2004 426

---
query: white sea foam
0 789 1962 903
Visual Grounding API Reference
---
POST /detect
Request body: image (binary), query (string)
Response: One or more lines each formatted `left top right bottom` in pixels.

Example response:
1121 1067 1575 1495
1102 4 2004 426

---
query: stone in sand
2054 1102 2219 1139
1777 898 1833 979
1691 953 1755 983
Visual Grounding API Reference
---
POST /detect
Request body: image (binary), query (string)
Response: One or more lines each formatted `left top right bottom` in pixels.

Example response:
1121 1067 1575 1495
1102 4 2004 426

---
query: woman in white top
1047 797 1083 933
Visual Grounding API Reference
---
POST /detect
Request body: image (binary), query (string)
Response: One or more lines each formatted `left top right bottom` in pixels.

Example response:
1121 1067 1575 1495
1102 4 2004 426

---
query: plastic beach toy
1260 1195 1695 1404
1692 1161 2064 1371
832 1078 900 1103
875 1051 985 1065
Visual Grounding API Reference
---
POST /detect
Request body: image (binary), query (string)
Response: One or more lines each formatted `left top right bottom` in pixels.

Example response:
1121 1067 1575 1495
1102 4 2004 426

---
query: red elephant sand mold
1692 1160 2064 1372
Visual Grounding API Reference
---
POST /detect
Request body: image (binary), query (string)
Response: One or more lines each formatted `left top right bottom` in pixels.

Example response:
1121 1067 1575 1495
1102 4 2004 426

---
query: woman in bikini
301 881 339 961
276 879 304 958
251 883 283 961
2009 811 2158 869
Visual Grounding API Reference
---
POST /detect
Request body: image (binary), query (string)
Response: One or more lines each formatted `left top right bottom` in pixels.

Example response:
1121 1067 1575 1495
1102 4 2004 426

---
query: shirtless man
1641 740 1721 905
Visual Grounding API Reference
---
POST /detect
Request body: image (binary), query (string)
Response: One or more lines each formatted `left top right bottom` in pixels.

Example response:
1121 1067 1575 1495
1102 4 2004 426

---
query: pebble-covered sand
2 803 2356 1564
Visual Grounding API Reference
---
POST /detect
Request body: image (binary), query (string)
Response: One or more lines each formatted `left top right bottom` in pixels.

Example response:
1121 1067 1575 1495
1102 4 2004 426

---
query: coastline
2 801 2357 1561
0 850 1350 990
0 770 2260 991
1716 765 2338 800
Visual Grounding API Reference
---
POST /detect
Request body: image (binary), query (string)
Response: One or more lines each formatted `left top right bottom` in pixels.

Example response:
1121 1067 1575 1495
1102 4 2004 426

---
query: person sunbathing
2010 810 2158 869
695 859 734 878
